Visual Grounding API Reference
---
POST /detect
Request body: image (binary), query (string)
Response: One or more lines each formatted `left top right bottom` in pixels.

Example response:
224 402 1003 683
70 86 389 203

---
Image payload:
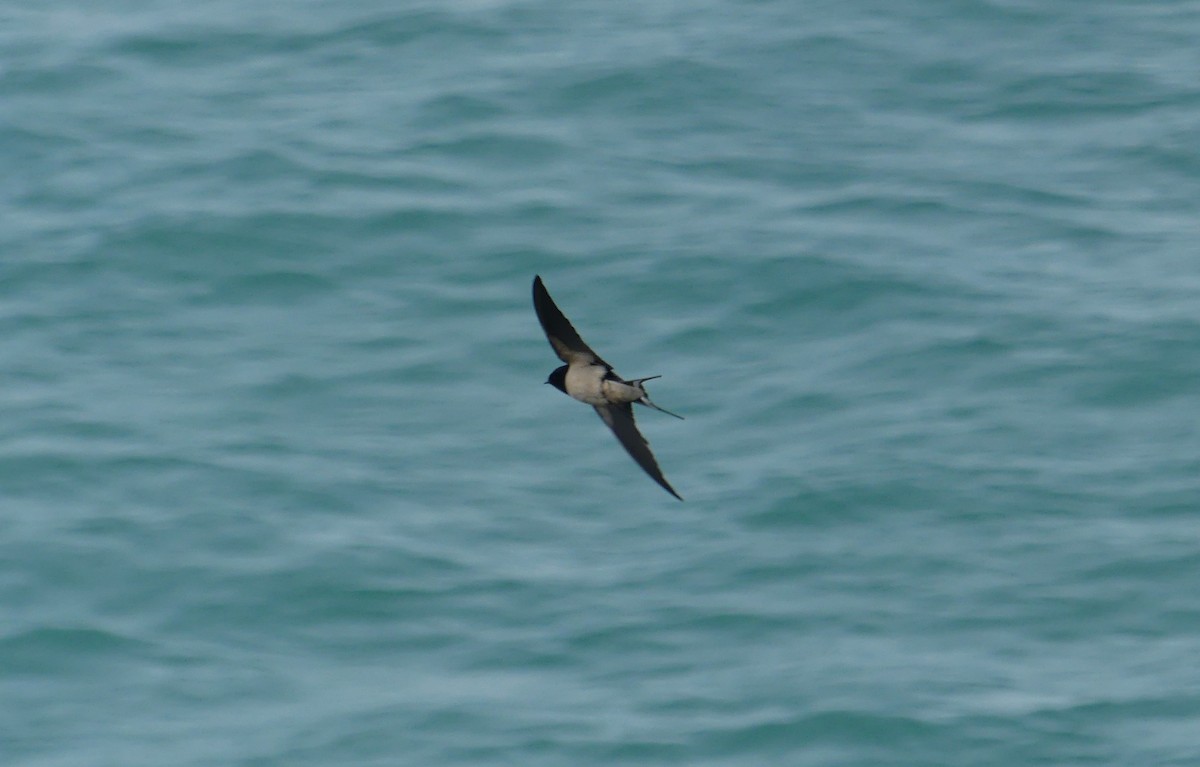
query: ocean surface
3 2 1199 765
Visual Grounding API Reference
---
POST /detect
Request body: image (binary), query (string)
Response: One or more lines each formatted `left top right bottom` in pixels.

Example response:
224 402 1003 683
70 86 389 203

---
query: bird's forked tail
628 376 684 420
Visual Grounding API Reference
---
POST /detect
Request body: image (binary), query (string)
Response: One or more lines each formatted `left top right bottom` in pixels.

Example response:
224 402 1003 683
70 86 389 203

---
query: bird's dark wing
533 275 610 367
594 403 682 500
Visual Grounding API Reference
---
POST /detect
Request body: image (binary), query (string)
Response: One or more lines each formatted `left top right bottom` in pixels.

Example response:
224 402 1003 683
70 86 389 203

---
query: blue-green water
3 2 1199 765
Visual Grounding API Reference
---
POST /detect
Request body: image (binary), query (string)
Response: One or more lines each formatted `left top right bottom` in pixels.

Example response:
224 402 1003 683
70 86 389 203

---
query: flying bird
532 275 683 500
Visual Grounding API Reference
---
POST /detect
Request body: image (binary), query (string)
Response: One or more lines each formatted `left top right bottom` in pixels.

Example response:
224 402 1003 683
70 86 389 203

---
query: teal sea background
3 2 1199 765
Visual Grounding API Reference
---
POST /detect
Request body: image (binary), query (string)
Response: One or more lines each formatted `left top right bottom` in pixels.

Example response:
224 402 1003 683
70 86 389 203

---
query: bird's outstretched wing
594 403 682 500
533 275 610 367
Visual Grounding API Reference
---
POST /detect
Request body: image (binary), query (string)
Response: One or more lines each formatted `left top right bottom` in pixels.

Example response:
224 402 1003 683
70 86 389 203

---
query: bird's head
545 365 568 393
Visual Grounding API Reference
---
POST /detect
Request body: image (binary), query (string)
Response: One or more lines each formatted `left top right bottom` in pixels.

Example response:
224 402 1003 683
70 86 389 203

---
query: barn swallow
532 275 683 500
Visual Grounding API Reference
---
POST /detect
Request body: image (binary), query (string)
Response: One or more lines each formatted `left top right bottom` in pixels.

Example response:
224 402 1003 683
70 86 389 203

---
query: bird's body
557 364 645 407
532 275 683 500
